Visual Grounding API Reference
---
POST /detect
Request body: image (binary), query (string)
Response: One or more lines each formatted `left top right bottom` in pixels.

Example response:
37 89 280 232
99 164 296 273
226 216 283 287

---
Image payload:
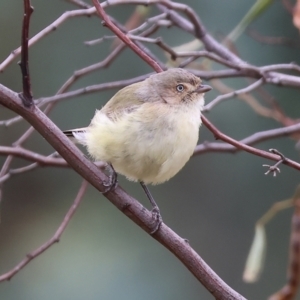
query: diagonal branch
0 7 96 72
92 0 163 73
195 122 300 155
0 83 246 300
0 180 89 281
201 116 300 171
204 78 265 111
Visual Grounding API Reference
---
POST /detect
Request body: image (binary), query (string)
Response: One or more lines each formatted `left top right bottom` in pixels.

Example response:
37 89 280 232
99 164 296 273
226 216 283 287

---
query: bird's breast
86 102 202 184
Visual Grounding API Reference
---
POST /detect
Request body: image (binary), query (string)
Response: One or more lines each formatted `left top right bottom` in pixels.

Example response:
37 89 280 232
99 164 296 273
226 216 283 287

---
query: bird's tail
63 128 87 145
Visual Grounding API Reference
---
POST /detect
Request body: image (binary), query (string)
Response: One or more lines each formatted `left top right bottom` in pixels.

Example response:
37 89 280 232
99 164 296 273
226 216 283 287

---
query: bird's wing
101 82 147 121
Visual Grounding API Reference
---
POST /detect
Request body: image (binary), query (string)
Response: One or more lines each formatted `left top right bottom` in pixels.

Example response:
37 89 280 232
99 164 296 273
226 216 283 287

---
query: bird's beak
196 84 212 93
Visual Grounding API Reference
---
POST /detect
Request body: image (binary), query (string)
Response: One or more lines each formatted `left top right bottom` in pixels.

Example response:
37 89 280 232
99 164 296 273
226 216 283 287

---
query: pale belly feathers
85 102 201 184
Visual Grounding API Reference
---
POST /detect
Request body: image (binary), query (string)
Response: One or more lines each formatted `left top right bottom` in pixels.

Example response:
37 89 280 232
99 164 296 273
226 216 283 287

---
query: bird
63 68 211 233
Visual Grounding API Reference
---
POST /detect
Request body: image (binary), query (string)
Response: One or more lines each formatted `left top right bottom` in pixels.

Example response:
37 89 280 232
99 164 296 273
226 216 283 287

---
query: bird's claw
150 206 162 234
102 164 118 193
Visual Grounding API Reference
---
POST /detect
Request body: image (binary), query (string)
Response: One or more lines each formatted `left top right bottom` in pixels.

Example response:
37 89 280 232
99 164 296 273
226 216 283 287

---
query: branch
1 1 298 298
154 1 244 65
204 78 265 112
0 7 96 72
0 83 245 299
0 147 68 167
18 0 34 106
35 74 150 106
263 149 287 176
0 180 89 281
201 116 300 171
92 0 163 72
1 0 300 89
195 122 300 155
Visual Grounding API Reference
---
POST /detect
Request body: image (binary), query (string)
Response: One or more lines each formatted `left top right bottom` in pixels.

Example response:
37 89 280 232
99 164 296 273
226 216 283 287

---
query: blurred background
1 0 300 299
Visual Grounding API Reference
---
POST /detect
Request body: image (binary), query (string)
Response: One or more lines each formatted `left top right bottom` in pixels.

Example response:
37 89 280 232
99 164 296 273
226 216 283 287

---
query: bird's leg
139 181 162 234
103 163 118 193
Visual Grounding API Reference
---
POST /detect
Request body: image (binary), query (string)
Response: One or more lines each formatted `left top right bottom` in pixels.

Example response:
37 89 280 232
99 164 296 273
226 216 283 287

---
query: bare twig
37 74 150 105
0 58 151 128
263 149 287 176
201 116 300 171
92 0 162 73
195 122 300 155
127 35 178 60
85 14 171 46
18 0 34 107
0 147 68 167
178 50 242 69
204 78 265 112
58 43 126 94
261 63 300 73
0 7 97 72
1 0 300 89
0 115 24 127
127 13 171 35
154 1 244 65
0 180 89 282
1 1 300 298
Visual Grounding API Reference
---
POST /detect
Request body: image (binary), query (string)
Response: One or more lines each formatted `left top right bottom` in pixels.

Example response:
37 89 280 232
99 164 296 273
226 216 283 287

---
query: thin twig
0 115 24 127
0 7 97 72
84 14 171 46
18 0 34 107
178 50 241 69
263 149 287 176
92 0 162 73
155 1 244 65
128 14 171 35
201 115 300 171
261 63 300 73
0 153 61 184
195 122 300 155
0 147 68 167
0 180 89 282
204 78 265 111
58 43 126 94
37 74 150 105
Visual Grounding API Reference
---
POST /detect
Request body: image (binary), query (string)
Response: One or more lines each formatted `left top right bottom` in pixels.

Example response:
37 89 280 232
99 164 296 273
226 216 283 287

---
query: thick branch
0 84 245 299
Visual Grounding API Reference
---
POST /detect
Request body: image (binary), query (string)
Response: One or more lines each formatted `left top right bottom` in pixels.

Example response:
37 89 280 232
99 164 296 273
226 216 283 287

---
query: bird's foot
150 206 163 235
103 163 118 193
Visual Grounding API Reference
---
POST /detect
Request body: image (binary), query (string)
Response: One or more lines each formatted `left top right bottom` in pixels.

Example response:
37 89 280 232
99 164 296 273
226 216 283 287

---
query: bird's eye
176 84 184 92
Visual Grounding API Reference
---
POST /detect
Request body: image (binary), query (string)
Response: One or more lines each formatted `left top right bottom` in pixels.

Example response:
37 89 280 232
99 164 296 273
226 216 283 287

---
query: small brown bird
64 68 211 232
